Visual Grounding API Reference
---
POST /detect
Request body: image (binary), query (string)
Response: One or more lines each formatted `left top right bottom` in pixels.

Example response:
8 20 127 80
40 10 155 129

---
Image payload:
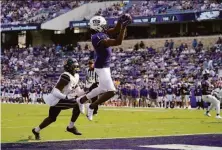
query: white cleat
86 103 94 121
76 96 85 114
204 112 211 117
216 115 222 119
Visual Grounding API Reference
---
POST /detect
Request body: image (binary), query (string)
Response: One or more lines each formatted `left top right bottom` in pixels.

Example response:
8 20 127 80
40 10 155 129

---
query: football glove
118 14 132 24
122 19 132 27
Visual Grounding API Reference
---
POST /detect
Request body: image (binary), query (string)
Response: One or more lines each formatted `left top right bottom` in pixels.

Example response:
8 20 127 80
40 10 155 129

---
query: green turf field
1 104 222 143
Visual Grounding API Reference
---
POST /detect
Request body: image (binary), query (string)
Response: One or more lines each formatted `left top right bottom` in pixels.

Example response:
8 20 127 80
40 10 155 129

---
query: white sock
68 121 74 128
35 127 40 133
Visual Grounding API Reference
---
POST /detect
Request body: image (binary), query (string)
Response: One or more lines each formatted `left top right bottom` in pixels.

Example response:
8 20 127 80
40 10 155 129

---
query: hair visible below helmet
89 16 108 32
64 58 79 75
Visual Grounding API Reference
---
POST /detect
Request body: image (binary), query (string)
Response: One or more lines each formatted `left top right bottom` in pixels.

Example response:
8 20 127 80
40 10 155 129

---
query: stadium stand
1 36 222 107
1 0 90 25
95 0 222 18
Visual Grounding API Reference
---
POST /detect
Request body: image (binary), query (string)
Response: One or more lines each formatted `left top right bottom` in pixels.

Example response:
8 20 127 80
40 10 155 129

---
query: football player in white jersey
32 59 85 140
212 84 222 103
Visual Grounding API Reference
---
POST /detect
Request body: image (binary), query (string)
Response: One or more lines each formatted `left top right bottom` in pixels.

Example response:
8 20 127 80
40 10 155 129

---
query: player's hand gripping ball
118 13 132 26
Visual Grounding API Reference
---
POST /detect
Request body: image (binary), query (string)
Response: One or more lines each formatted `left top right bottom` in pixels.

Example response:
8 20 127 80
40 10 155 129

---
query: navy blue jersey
91 32 112 68
158 89 165 96
36 88 41 94
126 89 131 96
149 88 158 99
140 88 148 97
175 87 181 96
131 89 139 98
194 87 202 96
166 87 173 95
14 88 19 94
121 88 127 95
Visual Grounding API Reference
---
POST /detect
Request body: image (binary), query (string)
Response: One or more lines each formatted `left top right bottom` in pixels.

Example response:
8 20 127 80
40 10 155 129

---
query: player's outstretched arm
101 25 127 47
106 14 132 40
106 21 121 35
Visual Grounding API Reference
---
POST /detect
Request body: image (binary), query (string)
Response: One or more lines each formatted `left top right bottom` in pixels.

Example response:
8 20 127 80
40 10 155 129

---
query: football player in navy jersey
131 85 139 107
194 83 203 109
140 86 148 107
76 14 132 121
175 83 182 108
201 72 221 119
157 86 165 108
120 85 127 106
166 83 174 108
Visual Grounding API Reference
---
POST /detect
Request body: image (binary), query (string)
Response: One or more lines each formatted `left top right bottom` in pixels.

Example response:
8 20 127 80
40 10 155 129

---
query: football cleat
76 96 85 114
86 103 94 121
66 126 82 135
32 128 41 140
204 112 211 117
216 115 222 119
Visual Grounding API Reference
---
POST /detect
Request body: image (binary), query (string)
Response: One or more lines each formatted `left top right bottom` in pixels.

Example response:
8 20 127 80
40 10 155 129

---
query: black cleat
32 128 41 140
66 126 82 135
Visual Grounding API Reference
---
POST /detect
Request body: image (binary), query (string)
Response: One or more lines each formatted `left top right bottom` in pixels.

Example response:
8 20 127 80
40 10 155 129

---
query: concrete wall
79 35 221 50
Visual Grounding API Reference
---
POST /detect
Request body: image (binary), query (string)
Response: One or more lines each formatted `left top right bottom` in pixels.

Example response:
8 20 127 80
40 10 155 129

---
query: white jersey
212 88 222 101
43 72 79 106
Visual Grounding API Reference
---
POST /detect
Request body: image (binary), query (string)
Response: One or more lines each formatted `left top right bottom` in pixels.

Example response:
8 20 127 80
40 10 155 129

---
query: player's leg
32 106 61 140
89 83 99 115
77 68 115 113
207 95 221 118
67 103 82 135
203 95 214 117
78 68 116 120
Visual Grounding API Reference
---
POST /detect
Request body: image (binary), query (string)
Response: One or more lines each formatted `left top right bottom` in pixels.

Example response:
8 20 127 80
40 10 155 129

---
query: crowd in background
2 0 222 25
1 37 222 107
96 0 222 18
1 0 91 25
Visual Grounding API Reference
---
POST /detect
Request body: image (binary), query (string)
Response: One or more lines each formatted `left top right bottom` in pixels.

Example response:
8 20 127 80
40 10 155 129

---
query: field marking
2 133 222 144
140 144 222 150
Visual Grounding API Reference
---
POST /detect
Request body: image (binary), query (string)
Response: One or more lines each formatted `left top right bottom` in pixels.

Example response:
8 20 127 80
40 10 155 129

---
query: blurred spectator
1 0 89 25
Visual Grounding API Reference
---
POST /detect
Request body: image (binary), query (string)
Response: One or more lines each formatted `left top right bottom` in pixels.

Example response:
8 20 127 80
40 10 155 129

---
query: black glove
118 14 132 24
